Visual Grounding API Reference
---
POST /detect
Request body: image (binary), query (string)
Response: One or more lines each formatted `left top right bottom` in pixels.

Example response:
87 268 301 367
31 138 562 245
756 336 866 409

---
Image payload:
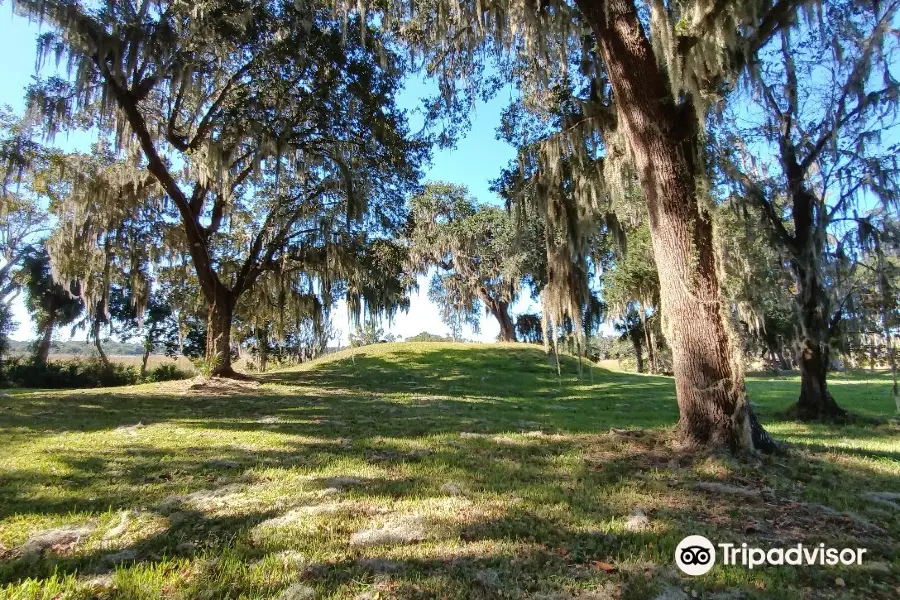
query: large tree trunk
786 190 846 419
794 336 845 419
34 313 56 367
487 300 517 342
206 285 237 377
576 0 776 452
789 268 846 419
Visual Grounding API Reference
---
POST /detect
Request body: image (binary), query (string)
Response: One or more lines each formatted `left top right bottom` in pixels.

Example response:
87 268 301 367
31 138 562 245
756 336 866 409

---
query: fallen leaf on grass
592 561 617 573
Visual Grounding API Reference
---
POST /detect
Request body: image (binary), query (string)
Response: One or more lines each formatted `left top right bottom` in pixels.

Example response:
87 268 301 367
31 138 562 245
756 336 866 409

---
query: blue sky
0 10 536 344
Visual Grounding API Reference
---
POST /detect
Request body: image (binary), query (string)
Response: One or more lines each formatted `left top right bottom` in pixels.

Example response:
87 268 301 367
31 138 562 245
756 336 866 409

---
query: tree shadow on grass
1 345 899 596
1 426 898 597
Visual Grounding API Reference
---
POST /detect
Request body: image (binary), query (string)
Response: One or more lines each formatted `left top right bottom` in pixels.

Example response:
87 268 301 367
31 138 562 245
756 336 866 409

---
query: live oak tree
408 183 525 342
15 0 425 376
109 287 180 377
603 223 661 373
344 0 819 451
21 246 83 365
613 305 646 373
715 199 797 372
492 86 616 358
40 147 163 367
0 108 50 360
713 0 900 419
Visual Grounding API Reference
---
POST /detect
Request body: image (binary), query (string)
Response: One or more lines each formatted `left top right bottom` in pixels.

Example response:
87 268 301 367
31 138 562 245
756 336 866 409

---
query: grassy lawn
0 342 897 599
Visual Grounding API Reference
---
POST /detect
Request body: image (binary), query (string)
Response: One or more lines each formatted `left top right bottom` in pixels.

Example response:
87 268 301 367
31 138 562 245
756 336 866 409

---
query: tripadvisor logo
675 535 868 576
676 535 716 576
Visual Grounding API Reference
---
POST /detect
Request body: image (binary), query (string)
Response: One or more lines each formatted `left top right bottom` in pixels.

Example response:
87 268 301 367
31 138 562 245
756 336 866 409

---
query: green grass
0 342 897 599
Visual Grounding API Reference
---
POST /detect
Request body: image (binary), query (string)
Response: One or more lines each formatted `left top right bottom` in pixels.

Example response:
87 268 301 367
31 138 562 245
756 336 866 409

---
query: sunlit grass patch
1 343 898 599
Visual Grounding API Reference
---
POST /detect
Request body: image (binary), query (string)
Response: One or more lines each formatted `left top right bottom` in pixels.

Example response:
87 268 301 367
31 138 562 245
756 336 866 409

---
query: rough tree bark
575 0 777 452
639 307 656 374
205 284 237 376
486 299 517 342
34 313 56 367
631 332 644 374
785 184 846 419
790 260 846 419
91 306 110 368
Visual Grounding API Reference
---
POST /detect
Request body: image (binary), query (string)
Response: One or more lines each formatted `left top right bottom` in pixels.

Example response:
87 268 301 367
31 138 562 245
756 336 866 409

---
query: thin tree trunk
94 246 112 368
776 343 790 370
632 334 644 374
639 307 656 374
766 346 776 370
176 312 184 355
141 340 151 378
575 0 776 452
258 325 269 372
92 310 110 368
888 339 899 414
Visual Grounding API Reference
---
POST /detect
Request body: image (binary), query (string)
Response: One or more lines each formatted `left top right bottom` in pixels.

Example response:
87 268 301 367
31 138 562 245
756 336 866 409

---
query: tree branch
187 60 255 151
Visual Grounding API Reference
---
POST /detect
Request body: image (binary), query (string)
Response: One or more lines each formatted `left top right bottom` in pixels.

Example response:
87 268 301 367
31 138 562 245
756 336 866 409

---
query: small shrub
1 356 192 389
144 363 193 383
243 360 259 373
192 353 221 377
2 357 136 388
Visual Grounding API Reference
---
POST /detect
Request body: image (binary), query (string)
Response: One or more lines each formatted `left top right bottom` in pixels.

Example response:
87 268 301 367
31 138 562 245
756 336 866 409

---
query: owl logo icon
675 535 716 575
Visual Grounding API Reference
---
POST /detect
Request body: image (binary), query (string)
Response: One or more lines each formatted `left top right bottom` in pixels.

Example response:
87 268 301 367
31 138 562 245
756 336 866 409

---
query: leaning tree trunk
576 0 776 452
487 300 517 343
92 311 110 368
34 313 56 367
206 285 236 377
639 308 656 374
141 340 151 378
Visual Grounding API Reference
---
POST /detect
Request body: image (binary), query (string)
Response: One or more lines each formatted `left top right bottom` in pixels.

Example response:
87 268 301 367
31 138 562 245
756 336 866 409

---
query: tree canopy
15 0 427 375
408 182 528 342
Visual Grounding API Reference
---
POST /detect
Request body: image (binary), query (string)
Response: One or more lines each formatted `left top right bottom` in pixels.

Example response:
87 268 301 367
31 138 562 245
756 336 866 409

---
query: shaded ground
0 342 897 599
